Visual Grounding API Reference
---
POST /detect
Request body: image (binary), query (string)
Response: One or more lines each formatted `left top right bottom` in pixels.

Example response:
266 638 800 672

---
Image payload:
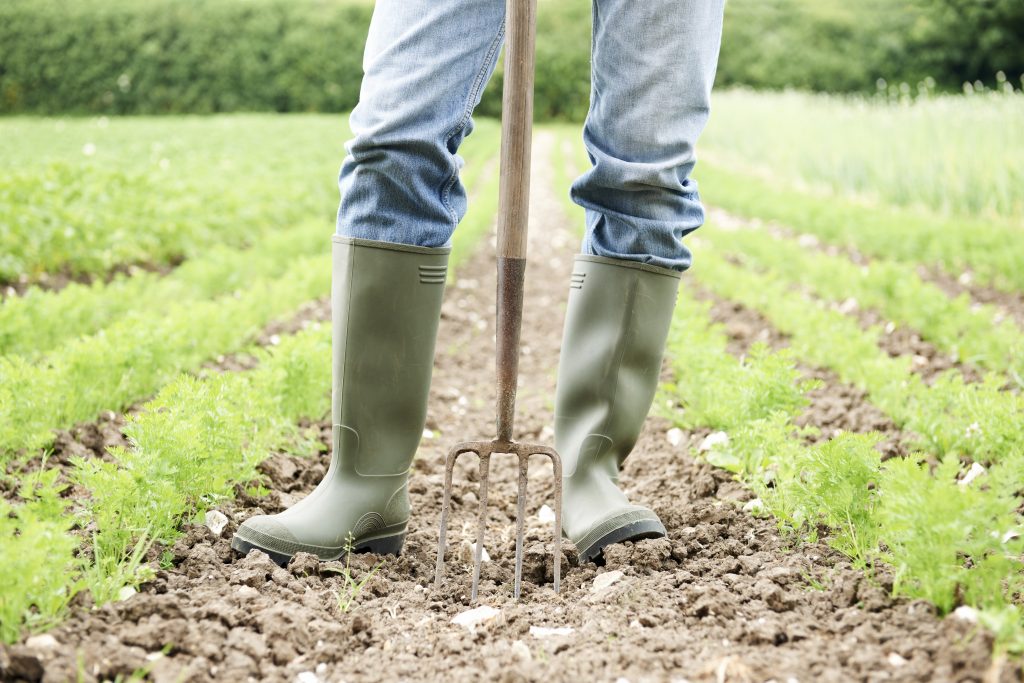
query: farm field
1 89 1023 682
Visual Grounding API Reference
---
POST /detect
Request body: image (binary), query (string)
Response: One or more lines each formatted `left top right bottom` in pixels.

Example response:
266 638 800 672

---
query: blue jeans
337 0 725 272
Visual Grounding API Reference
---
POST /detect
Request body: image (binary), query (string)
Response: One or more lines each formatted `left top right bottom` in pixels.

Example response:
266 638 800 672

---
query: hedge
0 0 592 120
2 0 1020 119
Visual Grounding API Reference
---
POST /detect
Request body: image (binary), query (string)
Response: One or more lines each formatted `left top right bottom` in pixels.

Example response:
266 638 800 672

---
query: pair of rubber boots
232 236 679 566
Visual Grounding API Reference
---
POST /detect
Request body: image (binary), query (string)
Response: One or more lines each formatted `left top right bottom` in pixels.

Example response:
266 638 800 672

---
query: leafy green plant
772 434 883 567
0 467 79 643
876 456 1024 613
326 534 385 613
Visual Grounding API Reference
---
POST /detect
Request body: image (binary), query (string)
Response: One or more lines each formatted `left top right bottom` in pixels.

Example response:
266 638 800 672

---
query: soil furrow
0 260 181 302
696 288 914 459
715 248 985 385
2 138 1011 683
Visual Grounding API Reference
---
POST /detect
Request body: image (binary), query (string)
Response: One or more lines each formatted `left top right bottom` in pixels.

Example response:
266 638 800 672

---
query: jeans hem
574 253 682 279
333 234 452 256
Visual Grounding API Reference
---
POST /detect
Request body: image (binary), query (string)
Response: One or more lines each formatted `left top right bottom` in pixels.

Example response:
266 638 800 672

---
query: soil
1 137 1015 683
701 292 913 459
920 267 1024 331
0 259 180 301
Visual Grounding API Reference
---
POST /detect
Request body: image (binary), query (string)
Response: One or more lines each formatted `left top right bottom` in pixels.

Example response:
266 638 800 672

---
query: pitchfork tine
546 449 563 594
512 455 529 599
470 452 492 603
434 445 470 590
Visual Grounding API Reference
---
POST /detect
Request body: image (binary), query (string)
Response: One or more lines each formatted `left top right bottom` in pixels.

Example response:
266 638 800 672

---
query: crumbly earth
1 137 1016 683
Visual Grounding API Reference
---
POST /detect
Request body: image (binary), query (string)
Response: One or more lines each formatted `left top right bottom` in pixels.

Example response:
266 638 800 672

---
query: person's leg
233 0 505 566
337 0 506 247
571 0 726 271
556 0 726 563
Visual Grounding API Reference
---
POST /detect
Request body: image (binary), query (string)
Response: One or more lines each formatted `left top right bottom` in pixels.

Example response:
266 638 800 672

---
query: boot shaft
331 236 450 476
555 254 681 477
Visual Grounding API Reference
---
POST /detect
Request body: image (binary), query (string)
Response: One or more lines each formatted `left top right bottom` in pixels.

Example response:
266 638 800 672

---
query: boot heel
354 533 405 556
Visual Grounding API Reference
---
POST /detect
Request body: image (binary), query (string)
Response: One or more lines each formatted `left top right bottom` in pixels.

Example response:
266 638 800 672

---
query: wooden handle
493 0 536 443
496 0 537 260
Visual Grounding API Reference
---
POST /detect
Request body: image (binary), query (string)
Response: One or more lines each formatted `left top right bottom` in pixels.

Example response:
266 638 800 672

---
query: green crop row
700 223 1024 382
0 253 331 458
691 246 1024 468
662 282 1024 653
0 220 324 360
695 161 1024 293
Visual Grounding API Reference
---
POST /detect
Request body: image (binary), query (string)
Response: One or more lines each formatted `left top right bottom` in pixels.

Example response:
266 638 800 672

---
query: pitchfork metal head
434 439 563 602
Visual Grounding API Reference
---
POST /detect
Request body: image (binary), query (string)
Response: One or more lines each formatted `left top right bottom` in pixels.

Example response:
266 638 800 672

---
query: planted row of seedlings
661 286 1024 652
1 322 331 643
691 248 1024 468
698 221 1024 380
0 133 504 643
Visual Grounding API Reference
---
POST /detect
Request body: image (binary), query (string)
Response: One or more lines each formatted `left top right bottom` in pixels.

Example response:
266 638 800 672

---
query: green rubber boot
232 236 449 566
555 254 681 563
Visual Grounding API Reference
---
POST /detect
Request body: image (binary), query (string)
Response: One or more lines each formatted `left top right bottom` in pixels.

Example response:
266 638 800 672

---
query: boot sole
577 518 666 564
231 532 405 568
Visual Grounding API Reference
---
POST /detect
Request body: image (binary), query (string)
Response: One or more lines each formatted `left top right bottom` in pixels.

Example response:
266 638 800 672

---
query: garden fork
433 0 562 603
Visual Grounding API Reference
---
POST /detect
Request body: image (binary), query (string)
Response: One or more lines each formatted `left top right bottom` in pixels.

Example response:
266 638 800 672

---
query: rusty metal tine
434 445 470 590
544 448 564 595
470 451 493 603
512 454 529 599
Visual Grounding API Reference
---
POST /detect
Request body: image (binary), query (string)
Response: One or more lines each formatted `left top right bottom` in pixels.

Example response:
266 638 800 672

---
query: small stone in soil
699 431 730 452
593 569 622 593
590 570 624 593
529 626 575 638
204 510 229 536
24 634 58 650
452 605 500 631
510 640 532 662
537 504 556 523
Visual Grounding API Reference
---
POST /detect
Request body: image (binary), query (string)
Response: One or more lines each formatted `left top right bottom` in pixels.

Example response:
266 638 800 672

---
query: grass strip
0 220 326 360
663 286 1024 653
696 161 1024 294
701 223 1024 382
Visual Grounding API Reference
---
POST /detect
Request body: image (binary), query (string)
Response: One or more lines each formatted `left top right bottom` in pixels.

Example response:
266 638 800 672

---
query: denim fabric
337 0 725 272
